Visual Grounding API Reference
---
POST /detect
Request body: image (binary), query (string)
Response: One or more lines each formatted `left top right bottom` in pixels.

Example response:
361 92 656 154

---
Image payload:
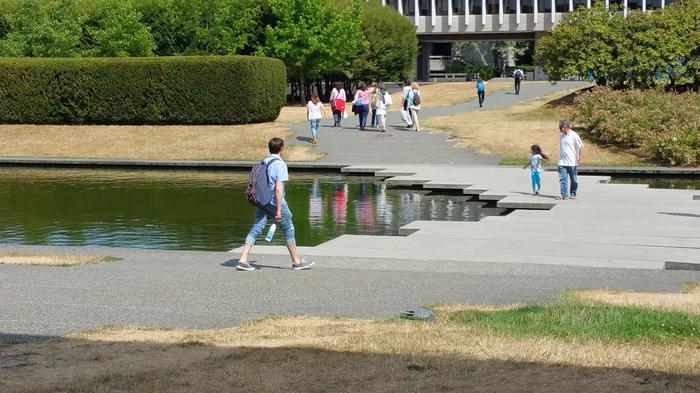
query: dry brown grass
0 252 117 267
569 285 700 315
0 122 321 162
2 306 698 393
423 87 645 166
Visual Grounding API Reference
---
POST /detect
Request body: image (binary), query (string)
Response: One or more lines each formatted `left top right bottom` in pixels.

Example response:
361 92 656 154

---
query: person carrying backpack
513 68 524 95
408 82 421 132
476 77 486 108
237 137 315 271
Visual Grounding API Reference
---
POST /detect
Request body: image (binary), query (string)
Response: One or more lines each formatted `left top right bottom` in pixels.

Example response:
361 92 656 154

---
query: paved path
1 244 698 342
287 81 591 165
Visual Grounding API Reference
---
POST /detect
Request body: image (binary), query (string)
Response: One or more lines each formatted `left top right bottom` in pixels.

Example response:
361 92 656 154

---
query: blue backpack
245 158 279 206
477 81 485 91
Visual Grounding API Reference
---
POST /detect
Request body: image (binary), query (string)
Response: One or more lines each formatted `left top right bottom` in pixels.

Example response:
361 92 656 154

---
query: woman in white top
329 82 346 127
307 94 326 144
375 83 392 132
407 82 421 132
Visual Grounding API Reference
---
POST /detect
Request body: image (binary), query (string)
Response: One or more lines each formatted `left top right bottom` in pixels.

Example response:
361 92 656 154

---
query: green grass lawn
454 302 700 344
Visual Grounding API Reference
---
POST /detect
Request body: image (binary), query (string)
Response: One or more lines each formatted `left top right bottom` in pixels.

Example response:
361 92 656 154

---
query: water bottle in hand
264 224 276 242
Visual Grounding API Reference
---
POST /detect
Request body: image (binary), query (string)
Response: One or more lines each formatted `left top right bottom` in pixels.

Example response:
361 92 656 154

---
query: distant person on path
513 68 524 95
329 82 346 127
306 94 325 144
375 83 392 132
476 77 486 108
407 82 421 132
353 83 370 131
523 144 548 195
401 79 413 127
557 119 584 200
236 138 315 271
369 82 381 128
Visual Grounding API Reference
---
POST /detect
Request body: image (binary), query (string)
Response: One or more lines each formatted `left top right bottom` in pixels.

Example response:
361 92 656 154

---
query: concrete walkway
1 243 698 341
287 81 591 165
1 80 698 342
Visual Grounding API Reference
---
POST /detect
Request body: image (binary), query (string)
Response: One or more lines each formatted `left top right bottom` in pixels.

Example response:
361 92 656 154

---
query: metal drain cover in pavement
400 307 435 321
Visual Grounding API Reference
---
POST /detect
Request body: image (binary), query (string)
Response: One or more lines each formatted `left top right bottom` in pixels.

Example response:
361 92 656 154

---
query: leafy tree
0 0 83 57
491 41 529 76
81 0 155 57
535 0 700 88
535 3 623 86
135 0 261 56
347 0 417 82
258 0 365 103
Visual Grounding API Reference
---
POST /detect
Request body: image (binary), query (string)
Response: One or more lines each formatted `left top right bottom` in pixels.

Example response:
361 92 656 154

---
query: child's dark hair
531 144 548 160
269 137 284 154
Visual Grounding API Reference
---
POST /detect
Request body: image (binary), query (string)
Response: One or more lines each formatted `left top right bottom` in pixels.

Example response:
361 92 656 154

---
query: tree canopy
535 0 700 88
0 0 419 88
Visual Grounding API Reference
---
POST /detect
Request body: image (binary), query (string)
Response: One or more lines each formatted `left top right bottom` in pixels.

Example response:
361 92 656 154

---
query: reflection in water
0 168 505 251
309 176 324 226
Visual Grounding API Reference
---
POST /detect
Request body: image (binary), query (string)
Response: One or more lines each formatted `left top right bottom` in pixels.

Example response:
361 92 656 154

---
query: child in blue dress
523 145 548 195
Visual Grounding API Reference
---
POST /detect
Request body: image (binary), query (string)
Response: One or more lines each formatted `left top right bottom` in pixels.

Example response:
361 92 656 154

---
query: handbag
334 99 345 112
401 109 413 126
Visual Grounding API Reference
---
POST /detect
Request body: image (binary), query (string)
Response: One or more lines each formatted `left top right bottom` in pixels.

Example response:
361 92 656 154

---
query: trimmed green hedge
0 55 286 124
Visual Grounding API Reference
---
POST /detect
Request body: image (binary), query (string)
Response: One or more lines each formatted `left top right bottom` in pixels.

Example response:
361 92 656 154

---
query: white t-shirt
307 101 324 120
529 154 544 173
402 86 411 100
558 130 584 166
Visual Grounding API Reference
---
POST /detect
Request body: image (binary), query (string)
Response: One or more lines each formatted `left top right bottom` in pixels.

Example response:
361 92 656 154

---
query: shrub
0 55 286 124
572 87 700 166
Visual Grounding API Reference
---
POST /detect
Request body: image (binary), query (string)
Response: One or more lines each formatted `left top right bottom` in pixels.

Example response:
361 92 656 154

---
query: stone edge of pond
0 157 346 171
1 158 699 176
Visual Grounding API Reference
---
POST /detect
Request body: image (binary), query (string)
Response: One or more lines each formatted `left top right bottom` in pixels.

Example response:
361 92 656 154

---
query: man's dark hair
404 79 412 86
268 137 284 154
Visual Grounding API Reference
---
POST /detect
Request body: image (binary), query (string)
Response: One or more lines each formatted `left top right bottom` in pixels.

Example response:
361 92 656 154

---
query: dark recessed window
522 0 535 13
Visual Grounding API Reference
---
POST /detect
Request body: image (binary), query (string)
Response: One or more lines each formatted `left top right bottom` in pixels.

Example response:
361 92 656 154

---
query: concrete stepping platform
245 164 699 271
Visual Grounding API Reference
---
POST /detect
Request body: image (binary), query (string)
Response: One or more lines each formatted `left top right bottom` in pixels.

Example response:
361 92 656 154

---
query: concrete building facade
377 0 677 79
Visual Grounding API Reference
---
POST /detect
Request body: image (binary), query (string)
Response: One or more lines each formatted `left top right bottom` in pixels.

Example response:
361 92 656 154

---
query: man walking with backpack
236 137 315 271
513 68 524 95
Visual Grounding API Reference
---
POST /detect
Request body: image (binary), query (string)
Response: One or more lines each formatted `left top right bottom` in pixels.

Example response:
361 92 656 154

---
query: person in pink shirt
352 83 370 131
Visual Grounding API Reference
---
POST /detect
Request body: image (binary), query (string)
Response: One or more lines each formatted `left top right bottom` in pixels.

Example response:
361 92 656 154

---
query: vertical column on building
624 0 628 16
551 0 555 23
569 0 573 11
482 0 486 25
398 0 404 14
586 0 591 7
516 0 521 24
605 0 609 9
417 42 433 81
448 0 453 26
431 0 437 26
642 0 646 11
465 0 470 26
382 0 386 6
534 0 538 23
415 0 420 26
499 0 503 25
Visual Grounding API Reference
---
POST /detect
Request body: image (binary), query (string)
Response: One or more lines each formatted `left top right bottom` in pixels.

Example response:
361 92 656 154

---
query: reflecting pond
609 176 699 190
0 168 507 251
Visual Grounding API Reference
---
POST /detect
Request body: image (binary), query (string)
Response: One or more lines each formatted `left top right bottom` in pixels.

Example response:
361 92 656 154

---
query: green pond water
0 168 506 251
609 176 699 190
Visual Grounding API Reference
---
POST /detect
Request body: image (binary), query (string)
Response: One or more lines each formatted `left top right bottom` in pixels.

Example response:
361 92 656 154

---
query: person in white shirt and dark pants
557 119 584 200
